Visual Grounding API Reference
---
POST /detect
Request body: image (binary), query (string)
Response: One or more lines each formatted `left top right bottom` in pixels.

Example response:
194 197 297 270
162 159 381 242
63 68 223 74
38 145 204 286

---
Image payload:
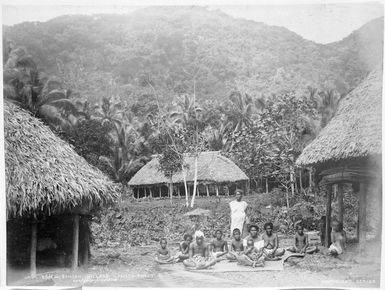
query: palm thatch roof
297 65 382 167
128 151 248 186
4 101 119 218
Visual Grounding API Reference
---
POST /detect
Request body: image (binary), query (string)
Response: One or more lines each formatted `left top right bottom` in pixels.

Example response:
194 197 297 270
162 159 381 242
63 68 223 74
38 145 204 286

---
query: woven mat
160 252 305 273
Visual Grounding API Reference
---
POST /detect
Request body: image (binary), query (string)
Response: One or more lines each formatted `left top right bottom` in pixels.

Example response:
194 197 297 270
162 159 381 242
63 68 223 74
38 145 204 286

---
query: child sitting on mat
155 238 175 264
227 228 244 261
174 234 193 262
237 237 265 267
210 229 229 260
287 223 317 254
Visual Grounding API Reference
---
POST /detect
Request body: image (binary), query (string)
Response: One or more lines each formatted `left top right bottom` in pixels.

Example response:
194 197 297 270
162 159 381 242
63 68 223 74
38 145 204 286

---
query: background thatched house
128 151 249 198
297 65 382 248
5 101 119 277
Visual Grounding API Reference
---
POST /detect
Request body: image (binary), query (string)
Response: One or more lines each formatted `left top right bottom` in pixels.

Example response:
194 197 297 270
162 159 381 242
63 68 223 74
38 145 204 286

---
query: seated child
237 237 265 267
287 223 317 254
174 234 192 262
261 222 285 260
155 238 175 264
227 228 244 261
210 229 228 260
329 220 346 256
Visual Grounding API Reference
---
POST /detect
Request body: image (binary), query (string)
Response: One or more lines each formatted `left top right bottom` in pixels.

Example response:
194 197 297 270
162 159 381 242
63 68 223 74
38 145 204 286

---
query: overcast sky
2 1 384 44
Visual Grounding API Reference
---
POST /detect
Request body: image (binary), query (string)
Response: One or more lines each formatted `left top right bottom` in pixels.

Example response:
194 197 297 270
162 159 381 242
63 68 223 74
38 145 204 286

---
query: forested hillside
3 6 383 104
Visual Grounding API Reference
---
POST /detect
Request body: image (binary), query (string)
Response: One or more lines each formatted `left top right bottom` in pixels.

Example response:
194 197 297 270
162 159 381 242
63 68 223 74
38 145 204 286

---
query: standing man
229 189 249 238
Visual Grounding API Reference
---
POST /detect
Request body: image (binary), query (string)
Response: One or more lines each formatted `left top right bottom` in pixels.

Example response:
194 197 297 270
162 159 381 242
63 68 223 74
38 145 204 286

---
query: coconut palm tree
227 91 255 132
316 89 341 128
169 94 203 127
3 47 80 131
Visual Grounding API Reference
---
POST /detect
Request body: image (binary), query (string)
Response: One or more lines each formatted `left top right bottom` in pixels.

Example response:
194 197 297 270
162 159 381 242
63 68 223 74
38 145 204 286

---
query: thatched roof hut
128 151 248 197
296 65 382 248
297 66 382 167
128 151 248 186
4 100 119 275
5 101 118 218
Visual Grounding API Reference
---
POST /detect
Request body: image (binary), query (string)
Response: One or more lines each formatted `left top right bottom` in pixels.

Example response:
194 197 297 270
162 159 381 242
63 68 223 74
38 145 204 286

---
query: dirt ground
7 238 381 288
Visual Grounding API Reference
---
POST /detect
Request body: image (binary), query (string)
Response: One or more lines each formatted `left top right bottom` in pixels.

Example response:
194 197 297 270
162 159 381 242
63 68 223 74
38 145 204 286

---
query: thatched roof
297 65 382 167
4 101 119 218
128 151 248 186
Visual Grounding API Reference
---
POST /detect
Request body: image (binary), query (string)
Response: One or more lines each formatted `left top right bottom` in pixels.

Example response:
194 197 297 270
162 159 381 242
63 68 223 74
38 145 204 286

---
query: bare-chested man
183 231 216 269
261 222 285 260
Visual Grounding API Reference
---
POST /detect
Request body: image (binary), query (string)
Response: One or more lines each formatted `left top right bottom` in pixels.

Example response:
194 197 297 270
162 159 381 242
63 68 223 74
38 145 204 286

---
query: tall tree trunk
183 166 189 207
265 177 268 194
169 177 173 204
290 167 295 197
299 169 304 195
285 187 290 208
190 155 198 207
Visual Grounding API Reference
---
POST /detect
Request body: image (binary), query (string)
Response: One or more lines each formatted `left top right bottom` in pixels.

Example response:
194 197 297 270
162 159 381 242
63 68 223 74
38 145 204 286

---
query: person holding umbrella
229 189 249 238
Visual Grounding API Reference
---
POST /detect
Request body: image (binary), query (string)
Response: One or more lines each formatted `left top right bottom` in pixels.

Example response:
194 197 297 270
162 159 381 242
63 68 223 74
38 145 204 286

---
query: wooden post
150 188 153 198
159 187 161 198
72 214 80 270
325 185 332 247
177 186 180 198
216 185 219 196
197 186 200 197
206 185 209 197
82 217 89 268
30 219 37 278
358 182 367 247
337 183 344 228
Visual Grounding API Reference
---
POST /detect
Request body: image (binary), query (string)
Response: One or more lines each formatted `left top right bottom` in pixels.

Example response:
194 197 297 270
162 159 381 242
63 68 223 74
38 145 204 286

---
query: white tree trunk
169 177 173 204
290 167 295 197
190 156 198 207
183 166 189 207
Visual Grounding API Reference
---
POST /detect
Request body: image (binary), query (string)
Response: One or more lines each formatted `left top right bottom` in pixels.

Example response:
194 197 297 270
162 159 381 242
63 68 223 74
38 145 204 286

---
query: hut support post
358 182 367 248
325 185 332 247
337 183 344 228
150 188 153 198
206 185 209 197
72 214 80 270
82 217 89 268
30 219 37 278
177 186 180 199
216 185 219 196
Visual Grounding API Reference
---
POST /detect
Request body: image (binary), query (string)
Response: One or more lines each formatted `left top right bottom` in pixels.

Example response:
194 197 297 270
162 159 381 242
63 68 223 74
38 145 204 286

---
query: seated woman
155 238 175 264
287 223 317 254
261 222 285 260
329 220 346 256
237 237 265 267
243 224 264 250
183 231 216 270
174 234 192 262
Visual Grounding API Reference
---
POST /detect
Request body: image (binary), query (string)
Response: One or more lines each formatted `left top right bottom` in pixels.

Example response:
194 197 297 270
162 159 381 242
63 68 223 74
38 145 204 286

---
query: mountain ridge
3 6 383 103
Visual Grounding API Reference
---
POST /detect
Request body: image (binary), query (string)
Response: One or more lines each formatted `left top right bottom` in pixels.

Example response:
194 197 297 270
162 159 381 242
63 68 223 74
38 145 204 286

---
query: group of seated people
154 221 340 269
